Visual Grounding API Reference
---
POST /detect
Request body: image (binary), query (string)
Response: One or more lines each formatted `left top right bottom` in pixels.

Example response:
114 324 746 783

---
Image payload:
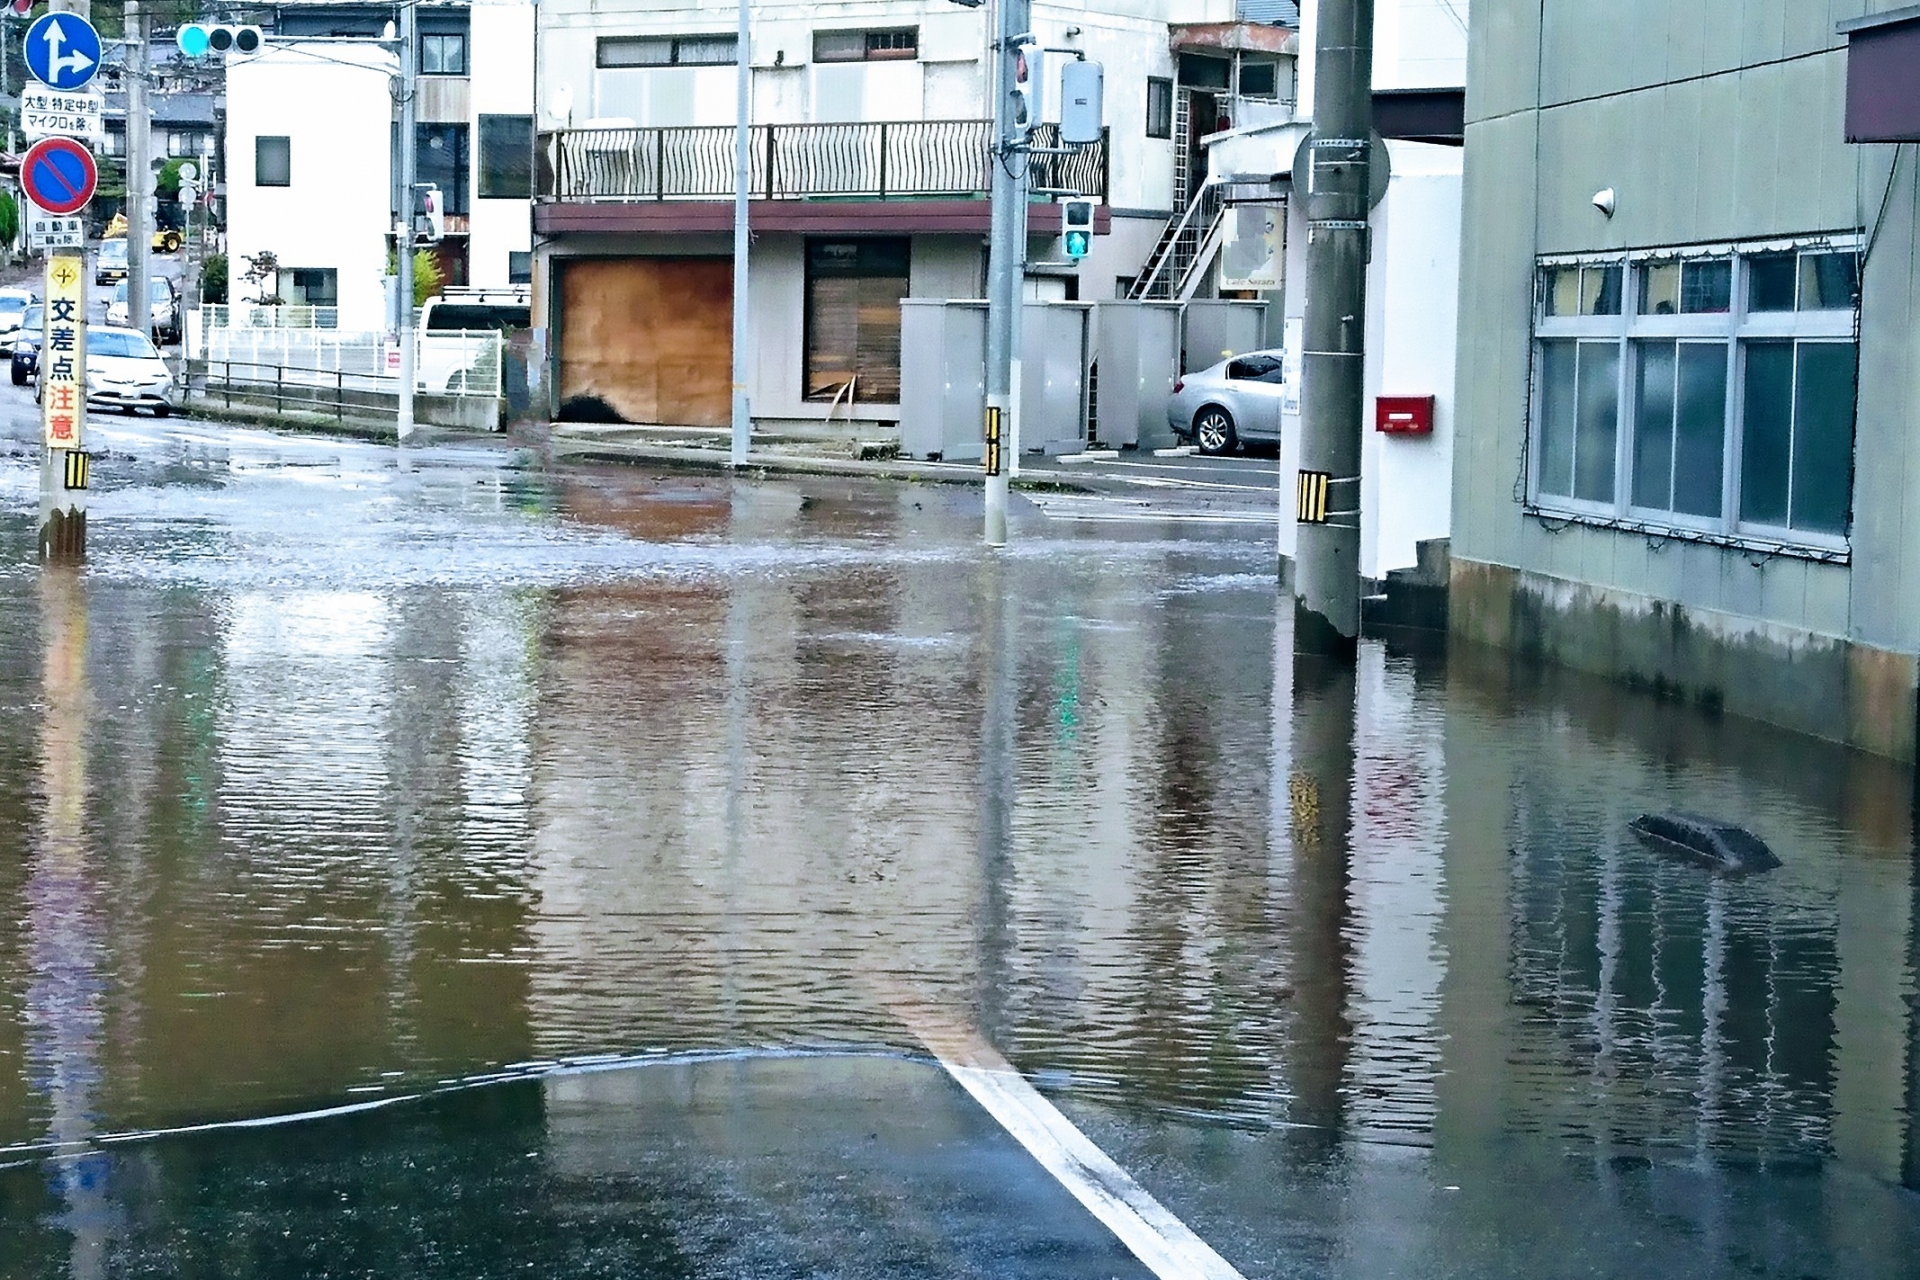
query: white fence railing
187 314 503 398
198 304 343 330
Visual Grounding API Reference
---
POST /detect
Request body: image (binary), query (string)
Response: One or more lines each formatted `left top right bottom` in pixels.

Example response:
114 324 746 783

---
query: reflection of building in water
1438 655 1917 1191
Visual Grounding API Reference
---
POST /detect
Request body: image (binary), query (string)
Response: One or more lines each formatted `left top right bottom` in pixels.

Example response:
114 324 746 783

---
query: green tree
201 252 228 304
412 249 444 307
0 193 18 250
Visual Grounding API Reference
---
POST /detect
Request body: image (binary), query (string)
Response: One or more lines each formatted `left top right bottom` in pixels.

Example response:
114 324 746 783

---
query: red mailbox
1375 395 1435 435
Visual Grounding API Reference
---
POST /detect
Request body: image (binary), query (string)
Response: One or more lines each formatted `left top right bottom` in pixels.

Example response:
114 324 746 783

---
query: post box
1375 395 1435 434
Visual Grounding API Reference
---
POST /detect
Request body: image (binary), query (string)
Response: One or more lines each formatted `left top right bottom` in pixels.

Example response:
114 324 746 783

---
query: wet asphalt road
0 412 1913 1277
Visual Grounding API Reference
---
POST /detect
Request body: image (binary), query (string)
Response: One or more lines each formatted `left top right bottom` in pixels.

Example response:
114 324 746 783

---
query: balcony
534 120 1109 237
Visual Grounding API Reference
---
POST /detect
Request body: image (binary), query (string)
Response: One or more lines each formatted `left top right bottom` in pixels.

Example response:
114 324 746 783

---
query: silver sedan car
1165 348 1288 455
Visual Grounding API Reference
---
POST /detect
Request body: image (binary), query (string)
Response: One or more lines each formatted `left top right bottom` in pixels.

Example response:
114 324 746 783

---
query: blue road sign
21 136 97 215
24 13 101 92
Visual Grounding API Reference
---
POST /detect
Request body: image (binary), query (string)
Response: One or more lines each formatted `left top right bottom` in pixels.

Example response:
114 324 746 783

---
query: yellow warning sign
60 449 88 491
1296 469 1330 523
41 254 85 451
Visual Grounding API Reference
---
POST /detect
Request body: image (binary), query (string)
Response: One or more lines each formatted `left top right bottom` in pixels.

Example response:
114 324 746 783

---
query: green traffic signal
177 24 210 56
1064 230 1091 260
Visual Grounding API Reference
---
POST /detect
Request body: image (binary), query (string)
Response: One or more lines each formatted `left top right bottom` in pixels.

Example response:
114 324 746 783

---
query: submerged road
0 410 1913 1277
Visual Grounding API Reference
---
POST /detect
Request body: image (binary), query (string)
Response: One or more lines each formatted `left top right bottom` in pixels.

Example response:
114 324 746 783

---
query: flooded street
0 421 1915 1276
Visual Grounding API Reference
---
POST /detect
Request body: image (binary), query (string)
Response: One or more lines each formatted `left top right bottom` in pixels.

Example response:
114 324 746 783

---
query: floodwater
0 424 1915 1277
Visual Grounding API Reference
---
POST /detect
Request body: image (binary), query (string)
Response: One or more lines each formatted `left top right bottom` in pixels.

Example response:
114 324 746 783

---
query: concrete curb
547 435 1099 493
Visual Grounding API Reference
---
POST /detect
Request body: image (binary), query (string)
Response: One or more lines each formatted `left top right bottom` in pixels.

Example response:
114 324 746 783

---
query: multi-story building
532 0 1297 431
1449 2 1920 760
221 0 534 327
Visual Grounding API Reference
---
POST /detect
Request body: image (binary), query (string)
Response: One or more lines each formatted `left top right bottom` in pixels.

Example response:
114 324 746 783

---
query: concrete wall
1450 0 1920 758
469 0 536 288
225 45 396 332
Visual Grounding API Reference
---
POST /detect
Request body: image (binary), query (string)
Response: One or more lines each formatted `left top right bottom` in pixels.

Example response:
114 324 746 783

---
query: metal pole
396 0 417 440
728 0 750 464
125 0 150 343
1292 0 1374 657
983 0 1029 546
40 0 90 562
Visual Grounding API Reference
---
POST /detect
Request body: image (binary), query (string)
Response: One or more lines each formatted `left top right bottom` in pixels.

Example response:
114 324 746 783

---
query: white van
416 286 530 393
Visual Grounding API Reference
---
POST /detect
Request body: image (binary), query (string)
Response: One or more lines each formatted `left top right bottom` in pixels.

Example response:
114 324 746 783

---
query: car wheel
10 365 24 387
1193 406 1238 456
154 404 172 418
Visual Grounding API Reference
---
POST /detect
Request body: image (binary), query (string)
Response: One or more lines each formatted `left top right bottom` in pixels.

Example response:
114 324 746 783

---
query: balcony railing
537 120 1108 204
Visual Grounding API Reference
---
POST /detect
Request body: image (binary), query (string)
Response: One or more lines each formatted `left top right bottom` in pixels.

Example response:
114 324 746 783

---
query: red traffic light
9 0 33 17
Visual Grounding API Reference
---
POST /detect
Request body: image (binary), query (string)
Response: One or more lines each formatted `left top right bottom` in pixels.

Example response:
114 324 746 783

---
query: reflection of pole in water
1284 643 1356 1142
25 567 109 1279
975 558 1017 1036
1906 822 1919 1192
1697 879 1728 1160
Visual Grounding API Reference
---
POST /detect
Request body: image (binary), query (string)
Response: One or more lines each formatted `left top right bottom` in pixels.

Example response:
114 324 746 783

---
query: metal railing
190 327 504 399
197 304 342 330
187 359 403 423
538 120 1107 204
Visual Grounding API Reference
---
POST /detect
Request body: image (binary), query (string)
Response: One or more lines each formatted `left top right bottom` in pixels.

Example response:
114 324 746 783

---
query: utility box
1375 394 1434 434
1060 60 1105 146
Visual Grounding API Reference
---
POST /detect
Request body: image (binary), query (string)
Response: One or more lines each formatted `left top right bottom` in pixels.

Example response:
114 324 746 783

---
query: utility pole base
40 507 86 561
1293 599 1358 658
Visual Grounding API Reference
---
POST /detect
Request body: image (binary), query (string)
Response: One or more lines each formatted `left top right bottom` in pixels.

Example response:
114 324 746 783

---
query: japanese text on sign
20 87 102 140
42 255 85 450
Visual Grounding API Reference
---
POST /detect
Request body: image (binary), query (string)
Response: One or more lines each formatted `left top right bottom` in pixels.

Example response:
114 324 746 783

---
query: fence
197 304 342 330
538 120 1108 204
190 325 504 398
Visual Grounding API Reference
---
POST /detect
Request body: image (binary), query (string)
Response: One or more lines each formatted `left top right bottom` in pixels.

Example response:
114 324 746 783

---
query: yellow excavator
101 213 184 255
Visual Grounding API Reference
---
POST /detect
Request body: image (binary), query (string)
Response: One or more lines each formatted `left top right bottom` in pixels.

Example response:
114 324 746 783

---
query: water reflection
0 440 1911 1273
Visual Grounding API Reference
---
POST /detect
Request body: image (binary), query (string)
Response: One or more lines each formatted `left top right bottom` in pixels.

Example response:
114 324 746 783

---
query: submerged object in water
1628 812 1780 875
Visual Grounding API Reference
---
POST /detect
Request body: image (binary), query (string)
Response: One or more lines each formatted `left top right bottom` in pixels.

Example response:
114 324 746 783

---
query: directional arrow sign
24 13 102 92
21 137 98 216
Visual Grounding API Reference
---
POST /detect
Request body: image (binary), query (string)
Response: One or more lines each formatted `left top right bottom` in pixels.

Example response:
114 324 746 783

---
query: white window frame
1527 236 1861 561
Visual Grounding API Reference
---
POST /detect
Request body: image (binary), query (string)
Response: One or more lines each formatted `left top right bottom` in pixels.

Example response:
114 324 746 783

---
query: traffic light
1061 199 1094 260
1008 42 1037 138
413 184 444 244
7 0 32 18
177 24 262 57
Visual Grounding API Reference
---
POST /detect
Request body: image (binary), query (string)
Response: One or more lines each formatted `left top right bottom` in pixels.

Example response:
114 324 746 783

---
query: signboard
24 13 101 92
41 255 86 451
1217 203 1282 292
20 137 97 216
20 86 102 141
26 207 85 250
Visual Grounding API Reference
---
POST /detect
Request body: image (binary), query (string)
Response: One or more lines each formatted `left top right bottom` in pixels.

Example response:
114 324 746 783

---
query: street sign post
20 137 97 216
41 255 85 452
23 12 100 92
20 86 102 141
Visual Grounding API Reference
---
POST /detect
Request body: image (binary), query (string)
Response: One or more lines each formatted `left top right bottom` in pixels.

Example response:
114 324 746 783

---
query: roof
103 92 221 127
1238 0 1301 25
1839 4 1920 34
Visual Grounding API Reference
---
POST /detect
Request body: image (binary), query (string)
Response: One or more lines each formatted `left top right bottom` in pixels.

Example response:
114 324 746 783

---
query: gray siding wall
1454 0 1918 654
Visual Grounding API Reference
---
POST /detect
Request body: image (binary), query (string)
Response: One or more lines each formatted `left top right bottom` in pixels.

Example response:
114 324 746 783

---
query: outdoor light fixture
1592 187 1616 217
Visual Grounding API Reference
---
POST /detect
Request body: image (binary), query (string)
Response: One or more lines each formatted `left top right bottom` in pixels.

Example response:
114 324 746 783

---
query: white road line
903 1008 1248 1280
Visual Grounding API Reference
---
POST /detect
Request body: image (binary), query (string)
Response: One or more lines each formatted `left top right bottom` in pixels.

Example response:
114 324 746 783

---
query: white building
532 0 1301 431
221 0 536 331
1205 0 1468 576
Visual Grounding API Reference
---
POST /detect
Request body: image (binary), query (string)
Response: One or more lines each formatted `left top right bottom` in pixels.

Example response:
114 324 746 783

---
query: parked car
1165 348 1289 455
0 289 36 347
11 305 42 385
36 325 174 416
417 287 529 392
95 237 129 286
106 275 183 344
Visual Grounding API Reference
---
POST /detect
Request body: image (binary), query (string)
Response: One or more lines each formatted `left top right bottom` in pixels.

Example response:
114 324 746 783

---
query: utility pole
1292 0 1374 657
983 0 1029 546
729 0 750 465
124 0 150 343
40 0 92 562
395 0 417 440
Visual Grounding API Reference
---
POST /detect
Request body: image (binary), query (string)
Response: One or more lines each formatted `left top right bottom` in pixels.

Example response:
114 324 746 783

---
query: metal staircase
1127 182 1225 301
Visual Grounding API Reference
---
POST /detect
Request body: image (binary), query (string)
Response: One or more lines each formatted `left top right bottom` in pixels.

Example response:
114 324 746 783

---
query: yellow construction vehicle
101 214 184 254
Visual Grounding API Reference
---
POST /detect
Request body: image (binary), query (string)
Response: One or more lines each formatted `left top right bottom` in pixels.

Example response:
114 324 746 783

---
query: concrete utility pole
1292 0 1374 657
729 0 750 465
983 0 1030 546
125 0 150 343
395 0 417 440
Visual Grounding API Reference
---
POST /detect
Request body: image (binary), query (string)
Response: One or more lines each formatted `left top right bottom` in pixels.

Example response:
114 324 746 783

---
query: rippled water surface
0 427 1914 1276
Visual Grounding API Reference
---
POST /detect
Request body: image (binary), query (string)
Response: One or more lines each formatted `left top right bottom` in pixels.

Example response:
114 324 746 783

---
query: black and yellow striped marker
61 449 89 492
984 405 1002 477
1296 469 1330 523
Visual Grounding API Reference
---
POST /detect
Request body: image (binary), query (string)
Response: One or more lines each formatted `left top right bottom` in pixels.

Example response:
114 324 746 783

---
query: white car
0 288 35 346
37 325 174 416
1164 348 1289 455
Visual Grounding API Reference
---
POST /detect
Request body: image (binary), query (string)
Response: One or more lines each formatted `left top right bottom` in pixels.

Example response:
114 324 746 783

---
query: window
1238 61 1279 99
420 33 467 75
1178 54 1230 90
598 35 737 67
1530 241 1860 550
478 114 532 199
805 238 909 404
255 135 290 186
166 129 210 158
813 28 917 62
415 123 470 215
277 268 337 307
1146 78 1173 139
508 252 532 285
1227 354 1284 383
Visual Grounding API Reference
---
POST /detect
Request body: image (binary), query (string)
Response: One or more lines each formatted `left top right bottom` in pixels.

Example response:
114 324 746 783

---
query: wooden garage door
558 258 732 426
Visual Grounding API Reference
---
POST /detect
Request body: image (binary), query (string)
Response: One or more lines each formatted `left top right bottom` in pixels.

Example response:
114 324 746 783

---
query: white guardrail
187 309 504 398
